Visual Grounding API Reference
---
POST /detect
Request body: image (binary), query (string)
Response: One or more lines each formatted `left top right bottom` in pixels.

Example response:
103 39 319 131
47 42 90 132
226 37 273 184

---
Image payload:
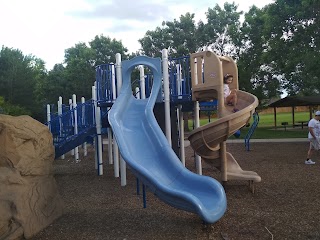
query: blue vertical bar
143 184 146 208
136 178 140 195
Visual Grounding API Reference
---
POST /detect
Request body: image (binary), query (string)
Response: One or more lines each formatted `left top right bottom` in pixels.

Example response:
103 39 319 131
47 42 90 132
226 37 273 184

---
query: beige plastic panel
190 51 238 102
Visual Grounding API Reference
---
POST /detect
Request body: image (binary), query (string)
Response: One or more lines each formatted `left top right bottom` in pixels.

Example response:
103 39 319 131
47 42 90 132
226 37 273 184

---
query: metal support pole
116 53 127 186
161 49 172 146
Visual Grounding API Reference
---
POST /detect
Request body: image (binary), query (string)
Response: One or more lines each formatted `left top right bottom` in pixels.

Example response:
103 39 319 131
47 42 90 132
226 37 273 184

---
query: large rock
0 115 64 239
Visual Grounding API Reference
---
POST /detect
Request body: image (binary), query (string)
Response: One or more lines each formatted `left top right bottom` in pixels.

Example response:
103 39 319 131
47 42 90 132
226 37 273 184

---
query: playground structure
46 49 260 223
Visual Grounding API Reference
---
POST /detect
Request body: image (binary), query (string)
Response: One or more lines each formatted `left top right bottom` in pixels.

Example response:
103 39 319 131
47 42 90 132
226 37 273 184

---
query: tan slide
188 90 261 182
187 51 261 189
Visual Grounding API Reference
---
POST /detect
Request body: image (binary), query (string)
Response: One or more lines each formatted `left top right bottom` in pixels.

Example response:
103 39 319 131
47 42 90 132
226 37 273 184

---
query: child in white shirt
223 74 238 112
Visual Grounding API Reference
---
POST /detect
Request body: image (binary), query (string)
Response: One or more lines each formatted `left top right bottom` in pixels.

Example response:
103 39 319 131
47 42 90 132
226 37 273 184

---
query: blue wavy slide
108 56 227 223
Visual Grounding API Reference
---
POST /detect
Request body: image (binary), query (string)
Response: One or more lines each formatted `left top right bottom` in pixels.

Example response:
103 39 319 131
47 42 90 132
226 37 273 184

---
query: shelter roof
268 96 320 108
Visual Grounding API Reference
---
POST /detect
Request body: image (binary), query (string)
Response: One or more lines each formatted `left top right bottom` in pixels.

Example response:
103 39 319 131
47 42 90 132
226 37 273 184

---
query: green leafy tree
0 96 31 116
63 42 96 100
41 64 69 105
266 0 320 96
139 26 172 57
89 34 129 65
139 13 200 58
202 2 243 58
0 46 34 105
28 57 48 120
44 35 130 103
238 0 320 99
0 46 47 119
236 6 278 99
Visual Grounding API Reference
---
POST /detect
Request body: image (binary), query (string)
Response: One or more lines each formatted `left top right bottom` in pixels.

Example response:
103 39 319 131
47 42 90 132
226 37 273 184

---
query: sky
0 0 274 70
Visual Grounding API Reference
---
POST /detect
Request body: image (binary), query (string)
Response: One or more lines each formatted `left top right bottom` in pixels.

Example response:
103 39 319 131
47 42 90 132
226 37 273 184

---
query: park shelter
268 96 320 128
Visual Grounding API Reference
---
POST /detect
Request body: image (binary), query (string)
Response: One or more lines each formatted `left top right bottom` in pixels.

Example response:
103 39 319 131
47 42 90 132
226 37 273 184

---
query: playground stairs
54 127 96 158
46 99 97 159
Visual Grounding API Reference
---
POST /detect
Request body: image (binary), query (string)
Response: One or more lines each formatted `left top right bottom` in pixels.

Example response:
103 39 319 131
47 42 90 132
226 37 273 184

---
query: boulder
0 115 64 239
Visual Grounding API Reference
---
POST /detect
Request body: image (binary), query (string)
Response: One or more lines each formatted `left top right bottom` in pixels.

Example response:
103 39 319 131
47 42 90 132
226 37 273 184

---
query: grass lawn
255 111 310 126
187 111 310 139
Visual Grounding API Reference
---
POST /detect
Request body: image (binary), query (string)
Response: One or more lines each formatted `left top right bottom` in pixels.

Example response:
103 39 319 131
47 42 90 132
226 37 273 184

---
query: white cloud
0 0 273 70
218 0 274 12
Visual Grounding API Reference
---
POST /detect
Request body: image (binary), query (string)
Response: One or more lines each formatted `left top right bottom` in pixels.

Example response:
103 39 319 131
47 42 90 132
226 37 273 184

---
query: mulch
32 141 320 240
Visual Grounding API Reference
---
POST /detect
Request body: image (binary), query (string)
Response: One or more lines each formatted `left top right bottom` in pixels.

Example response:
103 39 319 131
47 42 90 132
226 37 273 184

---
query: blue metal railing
95 63 117 104
244 112 259 151
168 56 192 103
95 56 193 104
46 99 96 149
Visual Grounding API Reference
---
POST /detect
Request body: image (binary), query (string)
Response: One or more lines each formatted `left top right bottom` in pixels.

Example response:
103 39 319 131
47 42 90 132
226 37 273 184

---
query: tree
0 96 31 116
202 2 243 58
63 42 96 100
238 0 320 100
267 0 320 96
28 57 48 120
0 46 47 119
41 64 69 105
89 35 129 65
0 46 34 105
49 35 130 102
236 6 277 99
139 13 200 58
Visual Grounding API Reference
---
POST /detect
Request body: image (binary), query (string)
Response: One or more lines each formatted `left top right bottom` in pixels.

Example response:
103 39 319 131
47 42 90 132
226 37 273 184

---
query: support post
46 104 51 130
69 98 75 156
192 56 202 175
220 142 227 183
116 53 126 186
139 65 146 99
161 49 172 146
72 94 80 162
58 96 65 159
194 101 202 175
92 85 103 175
178 105 185 166
81 97 87 157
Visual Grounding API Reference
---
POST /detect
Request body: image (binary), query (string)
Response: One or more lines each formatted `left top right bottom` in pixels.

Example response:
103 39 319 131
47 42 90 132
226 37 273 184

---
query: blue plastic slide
108 56 226 223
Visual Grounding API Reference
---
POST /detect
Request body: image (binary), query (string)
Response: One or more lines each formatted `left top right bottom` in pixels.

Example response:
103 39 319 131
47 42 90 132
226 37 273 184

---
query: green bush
0 96 31 116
